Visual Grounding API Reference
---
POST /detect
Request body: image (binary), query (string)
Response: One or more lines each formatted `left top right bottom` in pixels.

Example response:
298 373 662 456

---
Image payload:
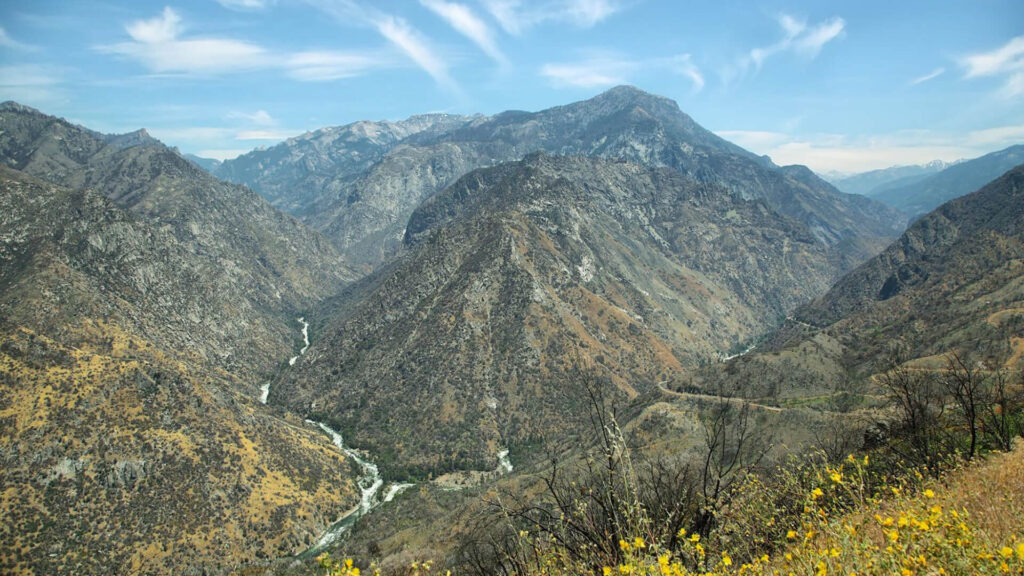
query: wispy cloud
483 0 623 35
0 25 37 51
214 0 273 10
540 59 633 88
98 6 391 82
196 148 252 161
959 36 1024 98
100 7 271 74
421 0 506 65
227 109 275 125
235 129 301 140
304 0 459 91
910 67 945 86
0 64 65 105
540 53 704 92
376 15 458 90
745 13 845 72
714 126 1024 173
286 51 385 81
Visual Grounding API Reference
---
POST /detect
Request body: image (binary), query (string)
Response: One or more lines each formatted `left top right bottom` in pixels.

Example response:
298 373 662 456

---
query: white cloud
714 130 791 150
745 14 845 72
795 17 844 57
148 126 235 141
99 7 389 82
0 65 64 105
286 51 384 81
960 36 1024 98
421 0 506 65
197 148 252 161
375 15 457 90
667 54 704 92
235 129 300 140
910 67 945 86
101 7 271 74
964 125 1024 147
713 127 1024 174
126 6 181 44
228 109 275 125
540 53 704 92
483 0 623 35
214 0 273 10
540 60 631 88
0 25 37 51
303 0 458 90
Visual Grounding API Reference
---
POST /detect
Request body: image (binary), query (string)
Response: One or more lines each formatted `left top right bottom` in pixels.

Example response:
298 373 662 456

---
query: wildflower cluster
317 553 372 576
599 531 772 576
771 453 1023 576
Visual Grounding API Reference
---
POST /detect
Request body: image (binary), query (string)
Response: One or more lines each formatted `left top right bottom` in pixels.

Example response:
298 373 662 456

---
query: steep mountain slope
681 165 1024 401
0 102 354 382
221 87 904 271
271 153 838 479
831 160 951 197
216 113 474 215
869 144 1024 217
0 169 360 574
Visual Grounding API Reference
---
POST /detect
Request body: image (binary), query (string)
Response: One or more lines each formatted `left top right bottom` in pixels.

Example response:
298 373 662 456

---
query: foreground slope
220 86 904 270
0 170 360 574
0 101 354 382
272 153 837 478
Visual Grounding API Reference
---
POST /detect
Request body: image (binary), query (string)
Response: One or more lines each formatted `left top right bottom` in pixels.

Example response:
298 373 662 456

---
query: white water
260 317 310 404
722 344 754 362
383 482 414 503
497 449 513 473
289 317 310 366
266 315 411 556
304 419 412 555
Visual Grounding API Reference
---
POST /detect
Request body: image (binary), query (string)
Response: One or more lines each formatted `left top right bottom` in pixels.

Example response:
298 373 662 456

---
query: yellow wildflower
722 553 733 566
923 489 935 498
1000 546 1013 558
633 537 646 549
830 471 843 484
619 539 630 551
786 530 797 540
811 487 824 499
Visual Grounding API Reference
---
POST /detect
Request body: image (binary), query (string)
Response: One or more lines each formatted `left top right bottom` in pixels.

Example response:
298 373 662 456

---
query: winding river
268 314 509 556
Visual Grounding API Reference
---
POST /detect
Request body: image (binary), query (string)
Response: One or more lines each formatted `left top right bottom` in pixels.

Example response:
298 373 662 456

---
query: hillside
0 102 355 383
677 164 1024 404
271 153 840 478
0 168 362 574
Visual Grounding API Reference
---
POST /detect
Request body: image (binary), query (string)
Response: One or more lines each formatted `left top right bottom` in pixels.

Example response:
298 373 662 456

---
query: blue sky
1 0 1021 174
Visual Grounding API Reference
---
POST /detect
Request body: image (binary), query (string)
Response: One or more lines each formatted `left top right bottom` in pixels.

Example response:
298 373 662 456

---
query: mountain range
216 86 905 272
829 160 954 197
2 86 1022 575
865 144 1024 218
